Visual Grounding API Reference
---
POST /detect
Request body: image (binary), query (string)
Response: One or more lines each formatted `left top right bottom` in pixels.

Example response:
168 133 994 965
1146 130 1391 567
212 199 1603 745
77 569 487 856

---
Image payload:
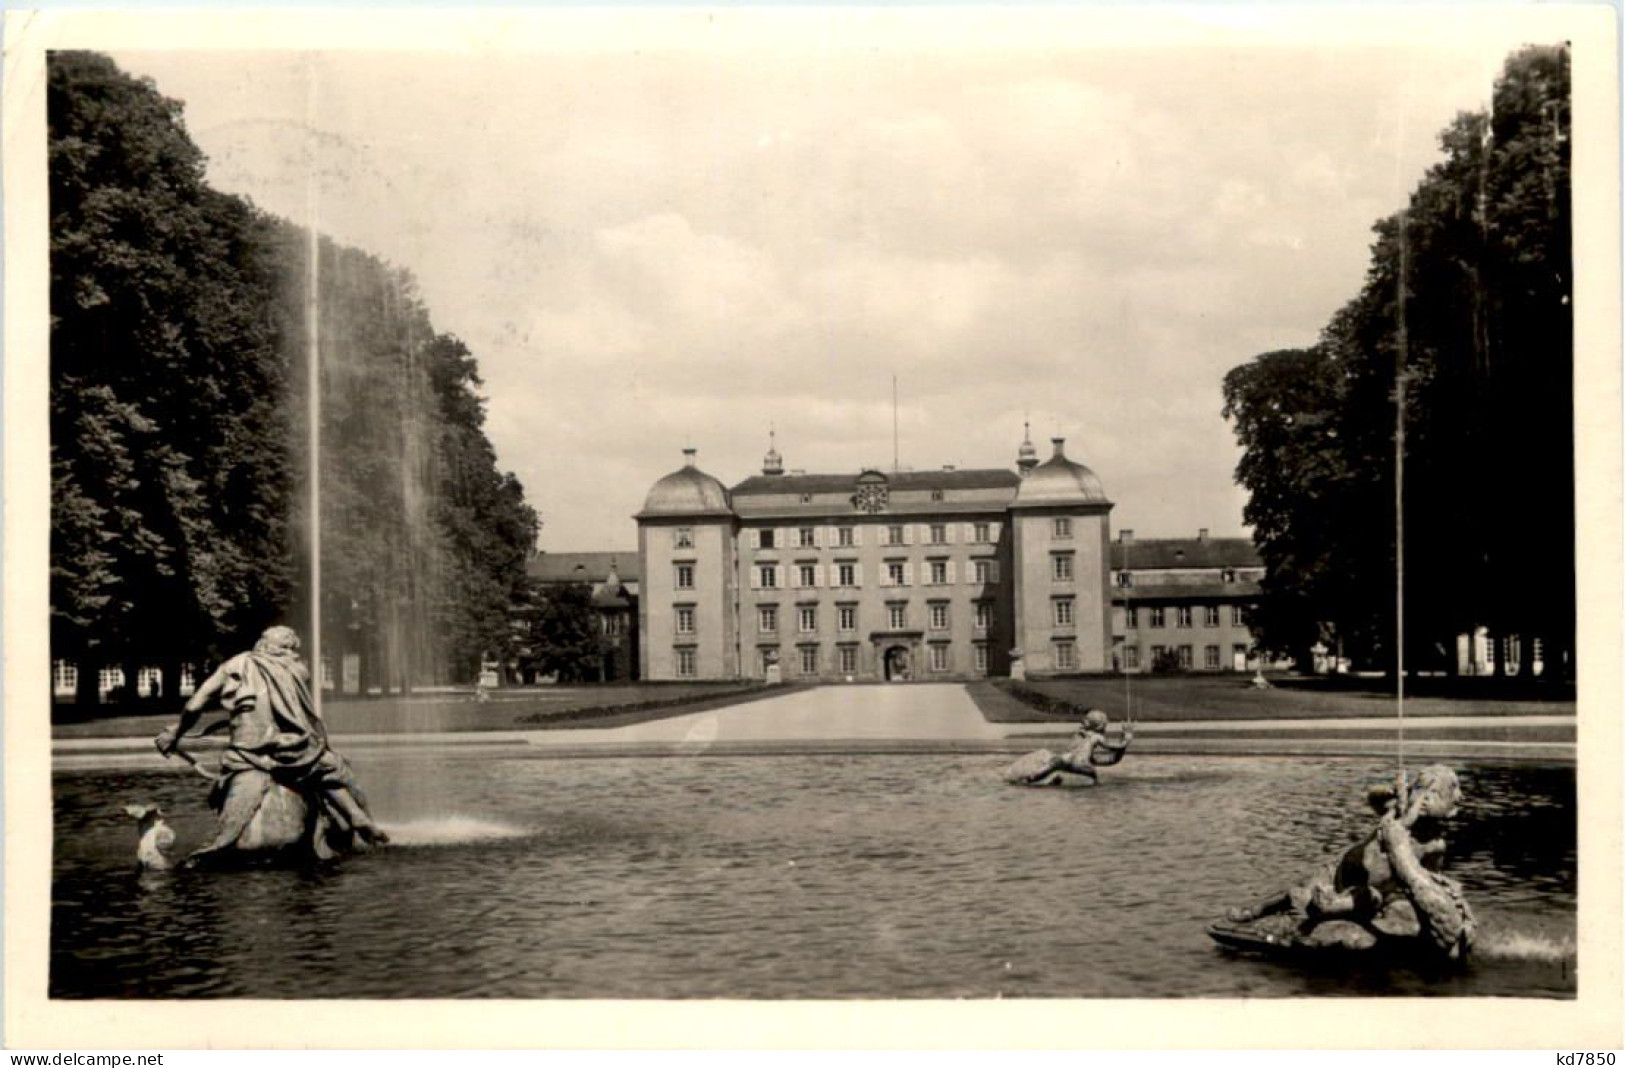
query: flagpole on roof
892 373 899 474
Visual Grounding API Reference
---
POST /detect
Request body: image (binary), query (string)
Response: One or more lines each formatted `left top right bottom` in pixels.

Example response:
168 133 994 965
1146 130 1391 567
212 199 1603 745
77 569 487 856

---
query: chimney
682 447 697 467
1198 528 1209 542
1051 436 1066 459
1119 529 1134 543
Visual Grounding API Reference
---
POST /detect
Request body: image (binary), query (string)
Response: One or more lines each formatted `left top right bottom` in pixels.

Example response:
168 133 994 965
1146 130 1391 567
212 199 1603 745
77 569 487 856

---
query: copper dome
639 449 733 517
1013 438 1109 504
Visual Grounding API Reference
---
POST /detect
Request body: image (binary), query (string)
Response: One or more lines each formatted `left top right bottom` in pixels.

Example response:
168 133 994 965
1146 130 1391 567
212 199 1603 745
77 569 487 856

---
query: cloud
107 30 1541 549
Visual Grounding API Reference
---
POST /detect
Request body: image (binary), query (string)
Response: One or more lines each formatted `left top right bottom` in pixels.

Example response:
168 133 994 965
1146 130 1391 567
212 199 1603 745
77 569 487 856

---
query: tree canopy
514 582 606 684
49 52 539 697
1223 45 1572 678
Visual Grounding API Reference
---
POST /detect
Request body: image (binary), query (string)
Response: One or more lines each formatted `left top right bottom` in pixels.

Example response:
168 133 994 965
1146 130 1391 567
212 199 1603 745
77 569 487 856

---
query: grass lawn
969 673 1575 724
52 681 787 740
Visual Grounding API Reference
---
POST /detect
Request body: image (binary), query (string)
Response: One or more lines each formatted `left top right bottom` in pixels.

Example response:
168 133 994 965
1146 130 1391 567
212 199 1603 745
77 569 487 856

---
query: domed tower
636 448 738 680
762 429 784 476
1007 436 1114 678
1016 421 1040 477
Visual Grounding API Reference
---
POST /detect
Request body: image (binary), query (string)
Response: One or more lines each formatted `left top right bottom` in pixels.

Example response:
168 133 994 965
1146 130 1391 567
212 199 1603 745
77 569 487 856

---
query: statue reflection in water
155 625 388 866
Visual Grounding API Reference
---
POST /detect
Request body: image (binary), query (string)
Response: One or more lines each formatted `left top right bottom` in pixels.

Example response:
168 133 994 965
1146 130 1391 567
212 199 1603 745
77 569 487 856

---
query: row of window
1126 605 1247 629
672 521 1008 552
1121 644 1251 670
672 643 993 678
671 600 1001 637
673 594 1093 636
52 662 198 698
674 553 1093 590
667 559 1005 591
676 517 1087 552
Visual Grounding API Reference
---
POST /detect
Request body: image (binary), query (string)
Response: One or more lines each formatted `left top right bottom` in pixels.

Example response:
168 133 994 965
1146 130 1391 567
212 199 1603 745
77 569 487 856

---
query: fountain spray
304 55 323 716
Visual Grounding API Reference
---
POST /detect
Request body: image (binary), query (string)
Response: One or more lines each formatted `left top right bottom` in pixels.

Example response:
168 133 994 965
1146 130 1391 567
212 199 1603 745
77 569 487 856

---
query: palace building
1109 530 1264 673
636 431 1119 682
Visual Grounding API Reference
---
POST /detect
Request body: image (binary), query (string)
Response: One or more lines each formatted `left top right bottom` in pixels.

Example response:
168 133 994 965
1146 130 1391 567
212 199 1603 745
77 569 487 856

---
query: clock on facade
853 481 890 514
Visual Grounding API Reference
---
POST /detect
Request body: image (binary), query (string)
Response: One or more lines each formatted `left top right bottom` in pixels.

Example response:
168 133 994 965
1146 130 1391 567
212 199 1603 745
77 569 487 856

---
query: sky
105 12 1560 553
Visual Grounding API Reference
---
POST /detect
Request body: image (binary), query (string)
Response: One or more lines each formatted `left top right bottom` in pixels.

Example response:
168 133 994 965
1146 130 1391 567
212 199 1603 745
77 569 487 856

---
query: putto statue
156 625 388 865
1212 764 1477 962
1004 708 1134 787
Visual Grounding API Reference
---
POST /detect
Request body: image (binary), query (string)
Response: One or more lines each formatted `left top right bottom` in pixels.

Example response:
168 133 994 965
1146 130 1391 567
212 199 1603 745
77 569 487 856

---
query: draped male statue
156 625 388 863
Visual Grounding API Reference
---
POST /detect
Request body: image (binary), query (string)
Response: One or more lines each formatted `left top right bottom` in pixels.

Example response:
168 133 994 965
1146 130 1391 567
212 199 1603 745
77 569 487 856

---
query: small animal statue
124 804 176 872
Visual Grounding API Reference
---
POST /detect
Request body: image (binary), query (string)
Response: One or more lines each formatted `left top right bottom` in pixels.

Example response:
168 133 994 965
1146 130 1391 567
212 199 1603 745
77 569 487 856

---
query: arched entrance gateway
873 633 921 681
882 645 912 682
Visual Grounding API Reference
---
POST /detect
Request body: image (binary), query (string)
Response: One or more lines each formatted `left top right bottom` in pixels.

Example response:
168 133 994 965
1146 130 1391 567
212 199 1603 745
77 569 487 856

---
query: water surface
51 754 1576 998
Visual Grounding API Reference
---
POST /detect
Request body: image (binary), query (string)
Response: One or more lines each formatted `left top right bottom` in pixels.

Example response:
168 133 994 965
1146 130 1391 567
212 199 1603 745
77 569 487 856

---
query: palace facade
636 432 1117 682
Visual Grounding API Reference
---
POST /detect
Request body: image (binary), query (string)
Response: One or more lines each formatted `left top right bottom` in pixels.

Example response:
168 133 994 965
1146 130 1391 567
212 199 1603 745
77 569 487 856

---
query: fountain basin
51 752 1575 999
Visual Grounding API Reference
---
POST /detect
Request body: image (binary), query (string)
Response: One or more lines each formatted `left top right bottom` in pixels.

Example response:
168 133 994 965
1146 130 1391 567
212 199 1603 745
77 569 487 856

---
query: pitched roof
1110 537 1261 570
1113 581 1263 602
731 468 1020 496
526 551 641 585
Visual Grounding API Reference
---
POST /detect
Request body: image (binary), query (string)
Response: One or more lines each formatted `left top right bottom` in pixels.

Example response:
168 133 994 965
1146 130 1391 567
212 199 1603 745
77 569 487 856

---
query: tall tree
425 334 540 681
517 582 602 684
50 52 297 699
1221 347 1361 667
1223 45 1573 679
50 52 539 700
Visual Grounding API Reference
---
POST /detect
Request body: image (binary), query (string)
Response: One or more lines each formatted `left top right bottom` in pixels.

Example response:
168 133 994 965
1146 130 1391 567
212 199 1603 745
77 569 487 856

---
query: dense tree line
50 52 538 702
1222 46 1572 679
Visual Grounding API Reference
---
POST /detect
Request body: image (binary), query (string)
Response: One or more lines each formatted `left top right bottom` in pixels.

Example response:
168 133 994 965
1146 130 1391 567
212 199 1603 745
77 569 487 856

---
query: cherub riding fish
1220 764 1477 961
1004 708 1134 787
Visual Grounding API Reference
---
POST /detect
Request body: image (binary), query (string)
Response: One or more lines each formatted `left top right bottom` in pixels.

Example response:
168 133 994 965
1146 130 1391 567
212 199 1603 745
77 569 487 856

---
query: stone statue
1004 708 1134 786
1221 764 1476 961
156 625 388 865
